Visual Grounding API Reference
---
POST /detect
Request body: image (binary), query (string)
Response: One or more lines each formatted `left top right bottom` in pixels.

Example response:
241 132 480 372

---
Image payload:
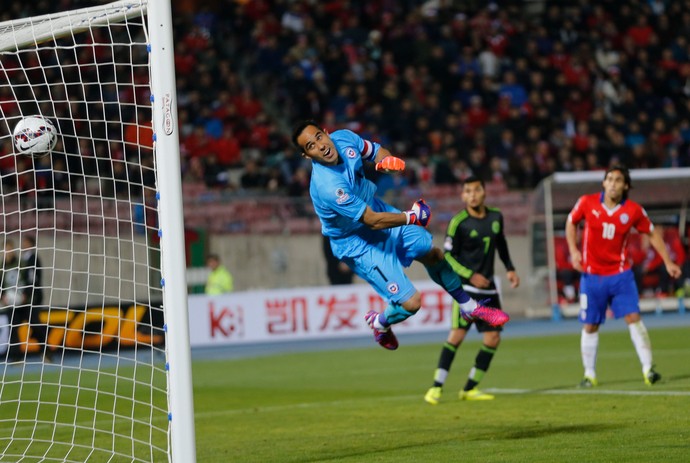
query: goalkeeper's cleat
373 327 399 350
364 310 399 350
460 388 495 401
424 387 442 405
644 367 661 386
464 303 510 327
579 376 598 388
364 310 379 328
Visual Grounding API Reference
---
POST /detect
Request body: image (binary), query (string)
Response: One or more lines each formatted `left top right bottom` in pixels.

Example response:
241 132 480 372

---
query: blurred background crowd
3 0 690 198
1 0 690 297
176 0 690 196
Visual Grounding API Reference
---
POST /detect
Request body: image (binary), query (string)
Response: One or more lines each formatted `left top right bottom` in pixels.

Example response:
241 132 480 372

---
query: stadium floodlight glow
0 1 196 461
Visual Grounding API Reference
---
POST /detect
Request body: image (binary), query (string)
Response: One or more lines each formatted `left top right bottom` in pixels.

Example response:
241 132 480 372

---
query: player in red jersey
566 165 682 387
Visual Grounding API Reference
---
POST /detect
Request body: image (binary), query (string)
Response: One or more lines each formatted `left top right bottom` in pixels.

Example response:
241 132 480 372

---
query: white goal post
530 168 690 319
0 1 196 462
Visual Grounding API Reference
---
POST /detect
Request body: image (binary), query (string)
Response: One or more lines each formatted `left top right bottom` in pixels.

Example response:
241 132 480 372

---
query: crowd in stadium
167 0 690 195
2 0 690 197
167 0 690 296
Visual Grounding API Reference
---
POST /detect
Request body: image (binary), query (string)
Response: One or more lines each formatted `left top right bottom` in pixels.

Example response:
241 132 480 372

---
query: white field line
484 387 690 397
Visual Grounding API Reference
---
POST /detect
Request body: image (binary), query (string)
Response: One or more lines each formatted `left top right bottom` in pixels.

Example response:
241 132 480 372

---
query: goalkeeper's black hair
291 120 324 150
604 164 632 200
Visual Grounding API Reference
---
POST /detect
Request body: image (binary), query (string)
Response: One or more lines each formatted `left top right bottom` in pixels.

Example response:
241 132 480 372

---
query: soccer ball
13 115 58 157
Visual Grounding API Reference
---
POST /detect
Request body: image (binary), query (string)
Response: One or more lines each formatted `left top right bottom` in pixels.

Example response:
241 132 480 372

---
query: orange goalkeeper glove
375 156 406 173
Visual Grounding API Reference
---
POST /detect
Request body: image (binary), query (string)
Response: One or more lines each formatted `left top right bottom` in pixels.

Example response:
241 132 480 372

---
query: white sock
628 320 653 374
374 314 388 332
581 329 599 379
433 368 449 385
460 299 478 313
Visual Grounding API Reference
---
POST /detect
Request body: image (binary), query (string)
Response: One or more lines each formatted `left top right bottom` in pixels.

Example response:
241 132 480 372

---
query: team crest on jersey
492 220 500 234
620 213 629 224
335 188 350 204
345 147 356 158
387 282 399 294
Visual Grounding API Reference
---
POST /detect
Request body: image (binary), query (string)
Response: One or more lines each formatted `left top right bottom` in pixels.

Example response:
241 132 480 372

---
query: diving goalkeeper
291 120 510 350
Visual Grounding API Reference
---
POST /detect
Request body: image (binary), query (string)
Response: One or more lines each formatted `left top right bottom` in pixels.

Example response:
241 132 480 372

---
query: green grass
2 326 689 462
0 363 169 462
193 327 690 463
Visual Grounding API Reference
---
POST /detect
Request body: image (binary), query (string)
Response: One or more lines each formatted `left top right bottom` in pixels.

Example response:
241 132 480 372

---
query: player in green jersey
425 176 520 404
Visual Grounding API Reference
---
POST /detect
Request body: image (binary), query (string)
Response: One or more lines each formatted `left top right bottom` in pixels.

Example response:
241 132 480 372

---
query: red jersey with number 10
568 192 653 275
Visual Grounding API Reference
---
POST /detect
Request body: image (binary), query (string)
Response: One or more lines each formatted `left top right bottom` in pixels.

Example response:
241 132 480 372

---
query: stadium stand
5 0 690 201
3 0 689 294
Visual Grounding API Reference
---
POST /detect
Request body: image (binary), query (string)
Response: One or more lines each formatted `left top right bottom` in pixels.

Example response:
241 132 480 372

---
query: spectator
498 71 528 108
210 126 242 168
595 40 620 72
286 167 310 198
466 96 490 135
203 154 230 189
182 125 213 160
641 227 686 296
0 240 20 359
322 235 353 286
555 235 579 303
626 16 654 48
239 159 266 190
204 254 233 295
18 236 51 362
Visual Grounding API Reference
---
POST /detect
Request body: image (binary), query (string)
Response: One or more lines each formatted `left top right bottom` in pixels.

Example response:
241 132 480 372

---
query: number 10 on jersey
602 222 616 239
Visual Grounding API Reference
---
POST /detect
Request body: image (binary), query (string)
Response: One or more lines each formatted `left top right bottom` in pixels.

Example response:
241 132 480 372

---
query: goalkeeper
291 120 509 350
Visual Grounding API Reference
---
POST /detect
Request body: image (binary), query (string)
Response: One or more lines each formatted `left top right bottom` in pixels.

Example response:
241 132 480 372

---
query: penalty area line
485 388 690 397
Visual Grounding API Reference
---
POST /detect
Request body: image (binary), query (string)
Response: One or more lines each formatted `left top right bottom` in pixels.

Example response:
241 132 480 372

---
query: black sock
432 342 458 387
463 344 496 391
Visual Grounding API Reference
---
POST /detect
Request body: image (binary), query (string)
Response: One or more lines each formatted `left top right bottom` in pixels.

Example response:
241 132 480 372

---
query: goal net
0 1 195 462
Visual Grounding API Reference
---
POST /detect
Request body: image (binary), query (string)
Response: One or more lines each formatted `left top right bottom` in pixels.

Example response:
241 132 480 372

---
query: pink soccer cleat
466 303 510 327
364 310 399 350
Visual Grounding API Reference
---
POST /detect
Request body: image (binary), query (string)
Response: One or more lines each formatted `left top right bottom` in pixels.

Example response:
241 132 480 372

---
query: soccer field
191 322 690 463
1 321 687 462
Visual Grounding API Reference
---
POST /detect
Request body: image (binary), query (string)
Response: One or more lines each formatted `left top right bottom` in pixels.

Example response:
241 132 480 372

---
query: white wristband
404 210 413 225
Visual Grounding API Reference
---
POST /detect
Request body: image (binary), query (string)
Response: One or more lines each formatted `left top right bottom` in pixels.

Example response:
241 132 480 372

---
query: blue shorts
343 225 433 304
578 270 640 325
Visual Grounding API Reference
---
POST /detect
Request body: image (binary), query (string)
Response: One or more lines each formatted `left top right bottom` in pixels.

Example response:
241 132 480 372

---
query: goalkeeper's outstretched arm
360 200 431 230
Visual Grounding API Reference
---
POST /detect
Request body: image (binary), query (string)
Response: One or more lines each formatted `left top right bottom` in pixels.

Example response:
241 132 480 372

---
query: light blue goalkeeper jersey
310 129 397 259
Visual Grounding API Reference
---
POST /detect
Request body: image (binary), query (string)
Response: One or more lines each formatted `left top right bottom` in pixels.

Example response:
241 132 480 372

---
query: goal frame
0 1 196 461
148 1 197 461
